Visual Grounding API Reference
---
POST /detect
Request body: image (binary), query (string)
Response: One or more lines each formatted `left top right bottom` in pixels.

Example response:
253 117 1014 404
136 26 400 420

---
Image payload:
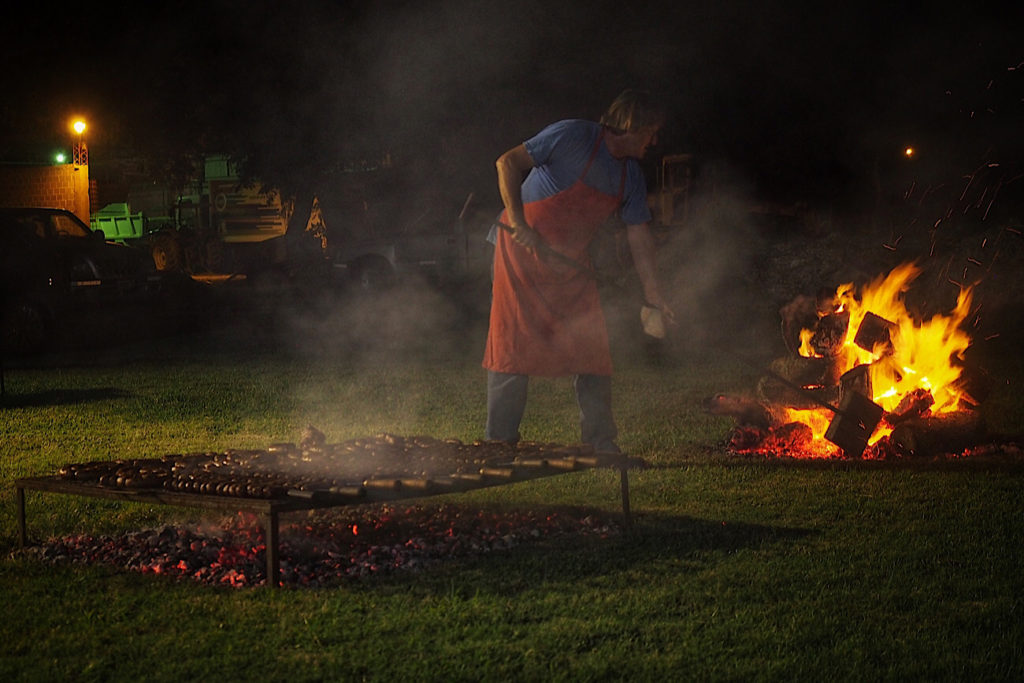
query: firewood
889 411 986 457
839 365 872 403
810 311 850 357
824 391 885 457
757 355 840 410
704 394 781 430
854 312 896 355
885 388 935 426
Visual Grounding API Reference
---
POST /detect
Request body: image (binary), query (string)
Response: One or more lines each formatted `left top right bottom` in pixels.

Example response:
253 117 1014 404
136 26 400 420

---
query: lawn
2 273 1024 681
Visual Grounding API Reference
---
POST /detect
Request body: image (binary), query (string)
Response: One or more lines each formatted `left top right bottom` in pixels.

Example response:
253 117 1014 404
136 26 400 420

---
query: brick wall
0 163 91 223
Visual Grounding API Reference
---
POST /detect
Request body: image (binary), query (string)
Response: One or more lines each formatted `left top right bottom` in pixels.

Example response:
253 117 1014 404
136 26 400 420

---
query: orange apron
484 131 625 377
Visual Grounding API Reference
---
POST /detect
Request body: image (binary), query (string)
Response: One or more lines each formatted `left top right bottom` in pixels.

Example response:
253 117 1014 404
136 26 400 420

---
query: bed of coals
20 503 620 588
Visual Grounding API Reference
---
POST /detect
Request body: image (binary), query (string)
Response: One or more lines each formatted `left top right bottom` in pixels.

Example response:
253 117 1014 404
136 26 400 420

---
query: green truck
90 155 293 274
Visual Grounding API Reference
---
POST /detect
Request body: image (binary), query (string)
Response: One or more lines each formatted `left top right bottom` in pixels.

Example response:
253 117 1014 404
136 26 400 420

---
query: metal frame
16 454 640 587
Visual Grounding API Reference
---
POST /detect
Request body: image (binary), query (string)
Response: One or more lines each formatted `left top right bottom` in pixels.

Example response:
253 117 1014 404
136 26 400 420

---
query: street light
71 118 88 166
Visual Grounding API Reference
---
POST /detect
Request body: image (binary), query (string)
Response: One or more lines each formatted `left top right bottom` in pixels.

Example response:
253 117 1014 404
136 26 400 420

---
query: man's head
600 89 666 135
600 89 665 160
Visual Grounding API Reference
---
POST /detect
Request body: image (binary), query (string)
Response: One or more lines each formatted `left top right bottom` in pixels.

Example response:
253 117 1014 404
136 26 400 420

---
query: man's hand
644 293 677 328
510 222 541 250
627 222 676 329
495 144 538 251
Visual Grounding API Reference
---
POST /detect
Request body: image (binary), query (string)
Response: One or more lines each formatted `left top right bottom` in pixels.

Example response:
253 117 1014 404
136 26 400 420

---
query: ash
19 504 619 588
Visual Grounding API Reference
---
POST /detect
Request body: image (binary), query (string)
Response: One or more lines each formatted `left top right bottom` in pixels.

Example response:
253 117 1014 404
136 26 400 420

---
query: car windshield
52 213 91 238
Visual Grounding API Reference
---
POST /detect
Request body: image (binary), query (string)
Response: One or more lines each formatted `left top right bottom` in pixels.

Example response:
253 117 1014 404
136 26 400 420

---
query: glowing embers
23 506 621 588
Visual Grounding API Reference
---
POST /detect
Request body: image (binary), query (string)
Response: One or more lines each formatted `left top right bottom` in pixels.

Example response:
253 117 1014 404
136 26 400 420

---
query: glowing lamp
71 118 88 166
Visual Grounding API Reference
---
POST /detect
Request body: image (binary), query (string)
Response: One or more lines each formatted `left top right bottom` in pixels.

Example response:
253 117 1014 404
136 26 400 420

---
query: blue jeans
485 371 620 453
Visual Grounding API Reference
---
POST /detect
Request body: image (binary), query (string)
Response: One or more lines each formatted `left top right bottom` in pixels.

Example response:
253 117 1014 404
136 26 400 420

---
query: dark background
2 0 1021 214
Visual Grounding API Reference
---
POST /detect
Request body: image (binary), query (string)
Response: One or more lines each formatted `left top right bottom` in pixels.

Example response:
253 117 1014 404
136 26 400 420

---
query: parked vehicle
90 155 292 275
1 207 162 353
324 190 494 291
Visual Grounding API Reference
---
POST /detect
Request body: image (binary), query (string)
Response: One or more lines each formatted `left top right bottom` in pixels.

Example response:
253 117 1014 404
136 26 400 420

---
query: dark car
1 207 161 353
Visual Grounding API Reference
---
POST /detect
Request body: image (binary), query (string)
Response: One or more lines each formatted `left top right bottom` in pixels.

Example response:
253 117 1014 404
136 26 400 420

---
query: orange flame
793 262 974 454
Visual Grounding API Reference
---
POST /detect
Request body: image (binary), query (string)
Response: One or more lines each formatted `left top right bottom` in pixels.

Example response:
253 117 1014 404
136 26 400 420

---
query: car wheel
2 299 49 354
151 233 182 272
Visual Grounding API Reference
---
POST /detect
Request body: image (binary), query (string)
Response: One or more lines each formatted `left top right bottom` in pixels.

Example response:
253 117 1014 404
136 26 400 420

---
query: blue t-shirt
522 119 652 226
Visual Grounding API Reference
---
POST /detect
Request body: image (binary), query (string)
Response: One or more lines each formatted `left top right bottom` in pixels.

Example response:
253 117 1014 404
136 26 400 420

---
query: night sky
2 0 1021 209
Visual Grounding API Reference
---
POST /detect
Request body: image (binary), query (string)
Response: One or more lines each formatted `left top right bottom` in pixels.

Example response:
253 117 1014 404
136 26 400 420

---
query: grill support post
264 512 280 588
619 467 632 532
17 485 26 547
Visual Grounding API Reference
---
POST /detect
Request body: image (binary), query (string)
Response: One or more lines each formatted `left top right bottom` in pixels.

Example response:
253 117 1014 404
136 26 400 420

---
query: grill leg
17 486 26 547
265 512 280 588
619 468 632 532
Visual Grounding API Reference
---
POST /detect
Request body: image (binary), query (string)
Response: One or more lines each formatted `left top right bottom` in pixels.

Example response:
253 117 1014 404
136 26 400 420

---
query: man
483 89 673 453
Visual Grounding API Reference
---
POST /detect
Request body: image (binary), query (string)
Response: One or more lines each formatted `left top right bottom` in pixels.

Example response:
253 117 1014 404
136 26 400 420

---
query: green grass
2 302 1023 682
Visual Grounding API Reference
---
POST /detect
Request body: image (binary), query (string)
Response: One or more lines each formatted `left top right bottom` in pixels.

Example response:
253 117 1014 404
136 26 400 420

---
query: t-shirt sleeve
520 120 597 202
523 120 595 168
524 120 580 165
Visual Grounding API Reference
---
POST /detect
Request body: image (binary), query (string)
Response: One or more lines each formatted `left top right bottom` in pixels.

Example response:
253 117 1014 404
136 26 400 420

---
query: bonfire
710 262 993 459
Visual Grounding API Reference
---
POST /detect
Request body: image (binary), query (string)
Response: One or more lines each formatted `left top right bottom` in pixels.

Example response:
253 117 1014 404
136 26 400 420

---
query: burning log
743 355 885 458
719 260 1000 461
766 422 816 454
823 390 885 457
839 365 872 403
779 288 839 354
810 310 851 357
727 426 770 453
887 411 986 457
854 312 896 356
757 356 840 410
780 294 820 354
704 394 783 430
884 388 935 426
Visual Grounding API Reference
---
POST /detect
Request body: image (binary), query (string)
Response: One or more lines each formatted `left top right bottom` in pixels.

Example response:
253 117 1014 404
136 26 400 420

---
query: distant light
904 147 915 159
55 152 67 163
72 119 87 135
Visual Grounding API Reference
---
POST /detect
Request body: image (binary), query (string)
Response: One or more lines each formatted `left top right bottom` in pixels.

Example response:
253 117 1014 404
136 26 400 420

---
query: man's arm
495 144 541 249
626 223 674 322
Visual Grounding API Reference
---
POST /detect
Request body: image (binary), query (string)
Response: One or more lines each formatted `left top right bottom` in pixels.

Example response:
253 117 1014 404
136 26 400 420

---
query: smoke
197 265 489 443
258 273 482 360
651 161 776 355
